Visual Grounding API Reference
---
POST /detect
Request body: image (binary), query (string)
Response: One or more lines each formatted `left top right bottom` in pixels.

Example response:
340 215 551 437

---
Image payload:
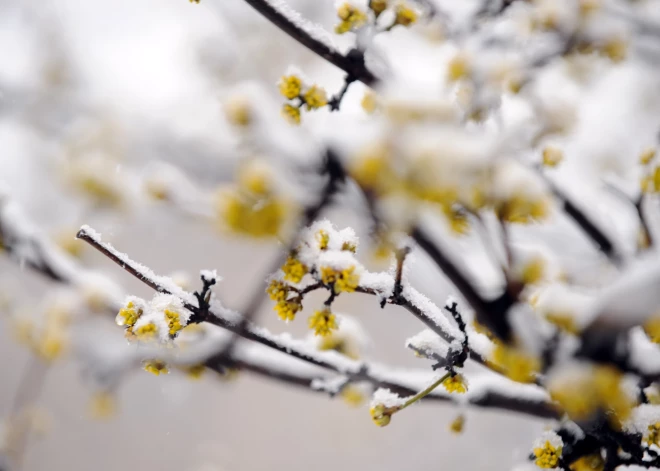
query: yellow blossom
361 91 379 114
308 309 338 336
237 163 272 196
335 3 367 34
534 440 562 469
221 191 287 237
496 195 549 224
282 256 308 283
116 301 141 327
37 327 67 362
570 454 604 471
267 280 289 302
601 37 627 62
545 312 579 335
318 334 359 360
341 385 365 406
164 309 183 337
342 241 357 253
447 53 470 82
225 96 252 127
320 265 360 293
543 147 564 168
548 365 633 427
640 148 656 165
135 322 158 341
644 315 660 344
449 414 465 434
282 104 300 125
442 205 470 235
520 257 546 285
653 167 660 193
646 422 660 447
279 75 303 100
490 343 540 383
88 392 116 420
303 85 328 110
579 0 600 16
370 403 396 427
349 146 397 195
281 104 301 125
369 0 387 15
442 374 468 394
394 3 417 26
184 364 206 380
316 230 330 250
275 300 302 322
143 360 169 376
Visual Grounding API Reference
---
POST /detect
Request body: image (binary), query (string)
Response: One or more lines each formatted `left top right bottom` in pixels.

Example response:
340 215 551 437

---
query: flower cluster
640 147 660 194
266 221 362 337
13 305 71 363
216 160 290 238
547 364 634 428
334 0 418 35
533 433 563 469
115 293 191 375
278 73 328 125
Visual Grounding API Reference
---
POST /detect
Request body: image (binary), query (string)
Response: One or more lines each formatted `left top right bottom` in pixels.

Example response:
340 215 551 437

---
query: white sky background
4 0 660 469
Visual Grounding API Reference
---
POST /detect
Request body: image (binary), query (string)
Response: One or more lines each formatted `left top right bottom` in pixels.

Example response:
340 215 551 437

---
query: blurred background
0 0 547 470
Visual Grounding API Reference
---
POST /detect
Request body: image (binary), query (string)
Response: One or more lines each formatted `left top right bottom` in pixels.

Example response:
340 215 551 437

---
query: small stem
399 372 451 411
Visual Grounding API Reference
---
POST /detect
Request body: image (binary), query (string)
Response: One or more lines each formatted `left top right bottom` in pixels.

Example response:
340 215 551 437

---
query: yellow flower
447 53 470 82
303 85 328 110
225 96 252 127
320 265 360 293
316 230 330 250
640 148 656 165
545 312 579 335
237 163 272 196
653 166 660 193
37 327 67 361
534 441 562 469
341 385 365 406
281 104 301 125
361 91 379 114
496 195 549 224
275 300 302 322
349 146 397 195
489 344 540 383
646 422 660 447
601 37 627 63
116 301 141 327
135 322 158 341
88 392 116 420
308 309 338 336
369 0 387 15
520 257 546 285
342 241 357 253
442 205 470 235
143 360 169 376
164 309 183 337
548 365 633 427
449 414 465 434
267 280 289 302
279 75 303 100
184 364 206 380
318 334 359 360
394 3 417 26
220 191 288 237
282 256 308 283
570 454 604 471
189 0 200 3
542 147 564 168
442 374 468 394
645 316 660 343
370 403 396 427
335 3 367 34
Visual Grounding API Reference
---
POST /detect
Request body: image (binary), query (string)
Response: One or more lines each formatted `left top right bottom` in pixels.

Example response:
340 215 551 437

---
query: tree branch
239 0 377 85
